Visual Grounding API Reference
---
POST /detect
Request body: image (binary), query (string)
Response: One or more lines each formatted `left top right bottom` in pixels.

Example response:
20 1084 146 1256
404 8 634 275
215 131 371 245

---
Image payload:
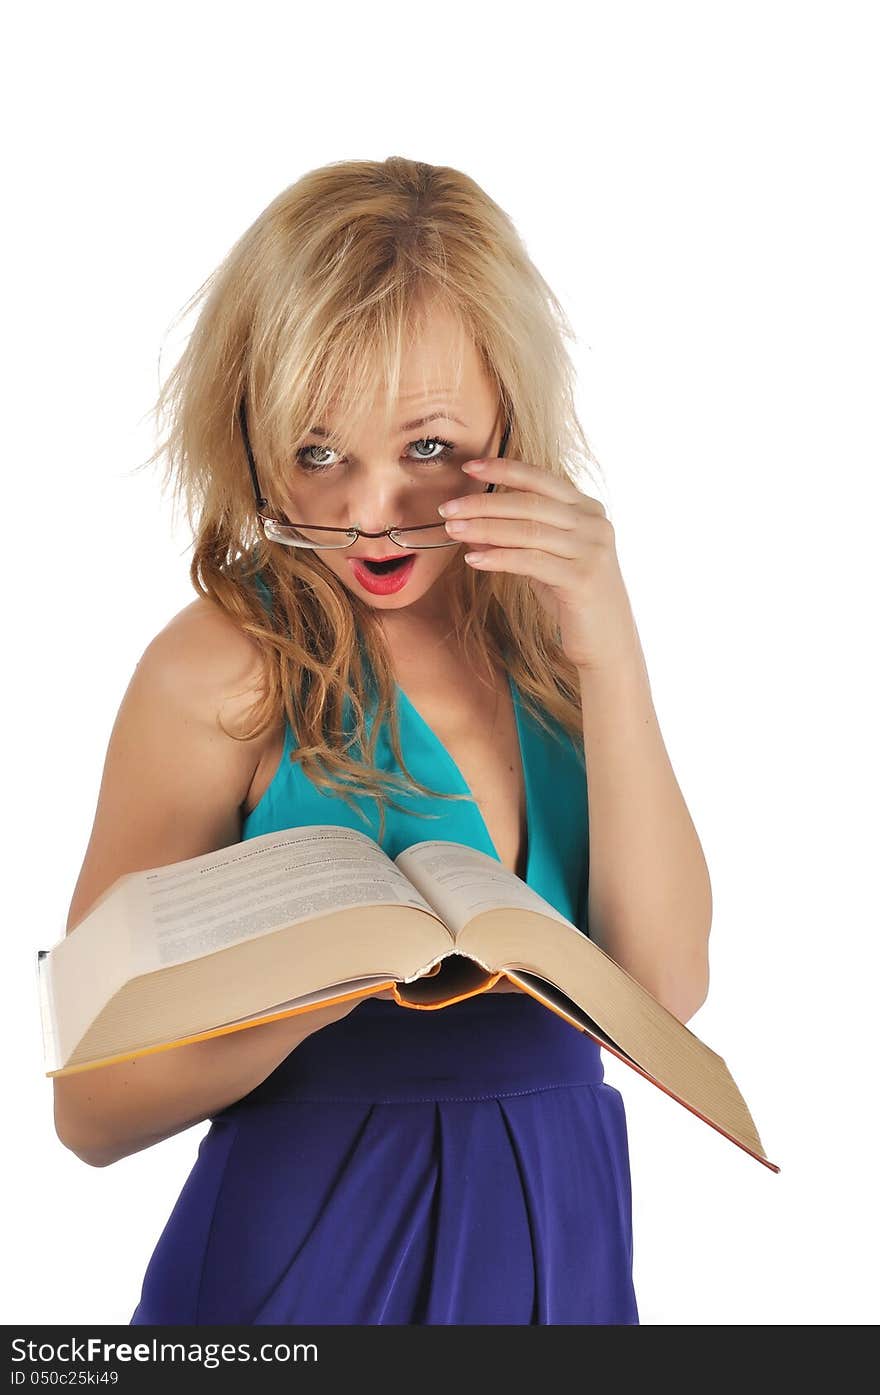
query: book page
395 840 575 938
127 825 442 974
217 975 396 1028
36 950 60 1075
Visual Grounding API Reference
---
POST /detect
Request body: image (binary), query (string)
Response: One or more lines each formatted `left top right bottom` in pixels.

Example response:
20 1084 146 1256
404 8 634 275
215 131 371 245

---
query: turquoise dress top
129 575 639 1325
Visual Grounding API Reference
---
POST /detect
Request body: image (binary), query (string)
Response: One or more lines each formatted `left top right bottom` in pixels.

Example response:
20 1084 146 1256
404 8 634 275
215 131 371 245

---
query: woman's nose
342 475 428 530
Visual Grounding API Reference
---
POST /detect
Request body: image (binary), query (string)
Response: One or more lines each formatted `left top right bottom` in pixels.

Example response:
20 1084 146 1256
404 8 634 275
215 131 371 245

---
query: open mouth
358 554 415 574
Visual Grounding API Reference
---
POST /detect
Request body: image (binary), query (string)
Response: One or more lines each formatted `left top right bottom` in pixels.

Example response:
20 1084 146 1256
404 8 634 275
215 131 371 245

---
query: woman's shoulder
152 596 277 738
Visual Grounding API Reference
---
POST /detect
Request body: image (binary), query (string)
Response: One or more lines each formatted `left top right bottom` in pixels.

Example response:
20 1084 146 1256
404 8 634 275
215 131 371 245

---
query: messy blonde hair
137 156 605 841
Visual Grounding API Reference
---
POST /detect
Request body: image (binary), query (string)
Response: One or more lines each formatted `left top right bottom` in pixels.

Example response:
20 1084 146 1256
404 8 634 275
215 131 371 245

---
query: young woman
56 157 711 1325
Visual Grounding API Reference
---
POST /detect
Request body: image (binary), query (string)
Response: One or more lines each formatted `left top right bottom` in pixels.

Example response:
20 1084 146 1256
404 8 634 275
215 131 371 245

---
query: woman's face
278 304 503 624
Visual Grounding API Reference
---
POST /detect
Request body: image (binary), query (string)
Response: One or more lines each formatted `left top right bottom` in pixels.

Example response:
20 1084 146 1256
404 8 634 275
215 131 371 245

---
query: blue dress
129 608 639 1325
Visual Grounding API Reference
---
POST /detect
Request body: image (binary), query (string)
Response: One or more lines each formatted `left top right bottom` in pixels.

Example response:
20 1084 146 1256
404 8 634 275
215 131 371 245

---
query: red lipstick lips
348 553 419 595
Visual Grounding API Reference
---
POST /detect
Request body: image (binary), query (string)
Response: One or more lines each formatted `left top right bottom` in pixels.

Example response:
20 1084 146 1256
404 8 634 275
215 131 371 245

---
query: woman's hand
438 457 644 675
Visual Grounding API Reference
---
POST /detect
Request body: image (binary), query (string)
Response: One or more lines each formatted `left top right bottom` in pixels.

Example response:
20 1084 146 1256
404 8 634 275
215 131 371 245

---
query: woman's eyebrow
308 412 469 436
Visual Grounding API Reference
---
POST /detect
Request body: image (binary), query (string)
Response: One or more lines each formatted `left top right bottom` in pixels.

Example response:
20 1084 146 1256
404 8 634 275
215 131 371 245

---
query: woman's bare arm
54 600 362 1166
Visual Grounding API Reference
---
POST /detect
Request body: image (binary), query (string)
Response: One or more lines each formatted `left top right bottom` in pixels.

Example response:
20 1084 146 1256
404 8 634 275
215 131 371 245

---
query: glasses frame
238 398 510 549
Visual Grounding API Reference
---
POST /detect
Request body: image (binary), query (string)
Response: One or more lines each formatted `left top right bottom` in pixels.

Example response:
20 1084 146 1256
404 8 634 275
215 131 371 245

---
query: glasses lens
262 520 458 549
263 520 354 549
390 525 457 550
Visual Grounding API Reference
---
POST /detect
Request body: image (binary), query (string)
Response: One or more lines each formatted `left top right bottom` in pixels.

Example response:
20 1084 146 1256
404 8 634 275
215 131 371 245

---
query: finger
462 458 606 514
463 546 574 584
445 516 582 558
440 492 578 527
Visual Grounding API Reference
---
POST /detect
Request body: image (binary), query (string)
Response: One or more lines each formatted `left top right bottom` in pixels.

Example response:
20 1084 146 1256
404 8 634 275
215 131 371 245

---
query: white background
4 0 877 1327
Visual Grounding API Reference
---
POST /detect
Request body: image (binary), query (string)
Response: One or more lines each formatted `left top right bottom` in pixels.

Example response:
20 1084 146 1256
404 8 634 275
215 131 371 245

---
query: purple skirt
129 992 638 1325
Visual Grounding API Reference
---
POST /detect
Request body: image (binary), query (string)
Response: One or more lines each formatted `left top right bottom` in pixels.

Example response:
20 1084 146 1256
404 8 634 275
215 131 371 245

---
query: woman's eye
294 436 457 472
295 445 337 471
408 436 457 462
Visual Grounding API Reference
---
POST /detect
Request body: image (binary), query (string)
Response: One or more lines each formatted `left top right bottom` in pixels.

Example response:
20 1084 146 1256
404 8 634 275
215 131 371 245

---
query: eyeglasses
238 398 510 549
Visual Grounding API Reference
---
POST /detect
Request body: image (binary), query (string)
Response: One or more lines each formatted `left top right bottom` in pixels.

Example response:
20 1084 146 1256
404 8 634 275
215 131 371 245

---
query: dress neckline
395 672 534 886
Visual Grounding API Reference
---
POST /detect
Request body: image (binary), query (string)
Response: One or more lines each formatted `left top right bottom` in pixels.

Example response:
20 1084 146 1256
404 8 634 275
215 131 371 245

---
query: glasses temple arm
238 399 269 511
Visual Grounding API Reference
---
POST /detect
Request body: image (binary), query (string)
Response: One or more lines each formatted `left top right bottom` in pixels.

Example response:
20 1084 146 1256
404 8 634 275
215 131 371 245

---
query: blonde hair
137 156 605 841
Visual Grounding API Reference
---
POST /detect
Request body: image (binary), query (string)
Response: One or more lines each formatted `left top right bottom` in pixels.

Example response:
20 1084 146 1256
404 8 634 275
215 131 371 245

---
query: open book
37 824 779 1173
